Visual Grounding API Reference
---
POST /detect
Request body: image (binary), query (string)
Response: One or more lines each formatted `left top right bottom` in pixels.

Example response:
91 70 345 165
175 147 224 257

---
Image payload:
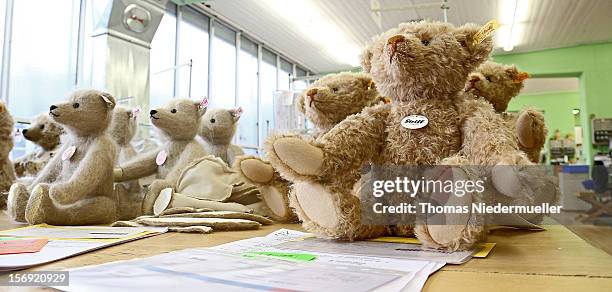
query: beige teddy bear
114 99 208 215
263 21 549 251
109 106 139 165
235 72 385 222
13 114 64 178
199 108 244 166
465 61 546 163
7 90 118 225
0 102 16 209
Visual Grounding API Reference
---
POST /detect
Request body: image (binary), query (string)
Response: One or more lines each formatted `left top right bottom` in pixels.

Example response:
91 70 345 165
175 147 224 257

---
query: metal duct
89 0 168 123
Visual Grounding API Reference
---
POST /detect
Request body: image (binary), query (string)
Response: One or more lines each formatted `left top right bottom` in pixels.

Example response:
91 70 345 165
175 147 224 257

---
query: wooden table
1 216 611 291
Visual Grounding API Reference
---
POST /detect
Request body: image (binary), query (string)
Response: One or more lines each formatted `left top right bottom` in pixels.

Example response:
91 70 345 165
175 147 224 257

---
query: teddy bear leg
142 180 173 215
516 109 546 163
48 196 118 225
289 181 387 240
24 184 55 225
234 156 296 222
7 183 30 222
115 184 144 220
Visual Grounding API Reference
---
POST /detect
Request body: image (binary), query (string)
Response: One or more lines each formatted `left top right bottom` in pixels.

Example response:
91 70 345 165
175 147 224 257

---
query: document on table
0 224 167 271
62 229 449 292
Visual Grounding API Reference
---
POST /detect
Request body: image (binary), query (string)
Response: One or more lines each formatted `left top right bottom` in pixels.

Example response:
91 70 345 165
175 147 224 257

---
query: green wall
494 42 612 164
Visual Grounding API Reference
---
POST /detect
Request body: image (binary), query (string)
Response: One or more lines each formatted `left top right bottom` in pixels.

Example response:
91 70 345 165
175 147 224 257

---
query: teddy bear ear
100 93 116 109
229 107 243 122
195 98 208 116
360 48 373 73
513 71 530 83
0 102 5 113
454 22 495 62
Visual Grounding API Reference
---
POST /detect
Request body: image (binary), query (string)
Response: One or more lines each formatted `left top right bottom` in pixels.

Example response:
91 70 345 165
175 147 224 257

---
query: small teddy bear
264 21 548 251
465 61 546 163
114 99 208 215
109 106 139 165
235 72 385 222
13 113 64 178
7 90 118 225
0 102 16 209
199 108 245 166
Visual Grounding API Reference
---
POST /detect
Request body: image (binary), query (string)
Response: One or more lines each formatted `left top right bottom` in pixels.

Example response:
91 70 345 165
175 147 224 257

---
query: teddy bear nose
50 105 57 111
210 118 216 123
150 110 157 115
22 129 28 135
387 35 405 46
306 88 318 98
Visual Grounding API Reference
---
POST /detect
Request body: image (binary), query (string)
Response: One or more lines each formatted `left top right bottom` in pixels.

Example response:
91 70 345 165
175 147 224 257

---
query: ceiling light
258 0 361 67
496 0 529 52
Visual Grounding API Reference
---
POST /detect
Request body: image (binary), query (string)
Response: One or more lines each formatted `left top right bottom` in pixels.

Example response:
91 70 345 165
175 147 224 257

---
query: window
7 0 80 118
237 36 258 149
177 6 208 100
260 48 277 144
0 0 6 89
150 4 177 108
278 58 292 91
210 21 236 109
294 67 309 90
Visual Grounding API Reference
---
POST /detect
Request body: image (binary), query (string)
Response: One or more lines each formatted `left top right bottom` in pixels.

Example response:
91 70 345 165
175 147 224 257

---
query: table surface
0 217 611 292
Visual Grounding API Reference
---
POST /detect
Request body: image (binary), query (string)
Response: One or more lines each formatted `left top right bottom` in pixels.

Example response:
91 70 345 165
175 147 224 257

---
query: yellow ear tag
367 80 375 91
514 72 530 83
473 19 500 45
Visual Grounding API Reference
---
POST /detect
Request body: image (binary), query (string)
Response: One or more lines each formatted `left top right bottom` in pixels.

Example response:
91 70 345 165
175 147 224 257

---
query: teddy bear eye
421 39 430 46
39 125 44 130
72 103 80 109
171 109 177 114
485 76 492 82
332 87 339 92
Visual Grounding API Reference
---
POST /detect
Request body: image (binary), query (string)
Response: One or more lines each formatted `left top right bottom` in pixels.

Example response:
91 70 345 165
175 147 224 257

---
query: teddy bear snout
49 105 60 117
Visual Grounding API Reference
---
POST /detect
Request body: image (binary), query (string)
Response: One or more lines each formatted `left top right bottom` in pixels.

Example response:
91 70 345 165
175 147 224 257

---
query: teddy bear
0 102 16 209
13 113 64 178
7 90 118 225
109 106 139 165
465 61 546 163
199 108 245 166
263 21 551 251
234 72 386 222
114 98 208 215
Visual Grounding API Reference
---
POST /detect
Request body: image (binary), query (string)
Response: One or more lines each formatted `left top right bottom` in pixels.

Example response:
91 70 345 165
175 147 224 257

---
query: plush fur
199 108 244 166
13 114 64 178
7 90 118 225
264 22 543 251
0 102 16 209
465 61 546 162
115 99 208 215
235 72 385 222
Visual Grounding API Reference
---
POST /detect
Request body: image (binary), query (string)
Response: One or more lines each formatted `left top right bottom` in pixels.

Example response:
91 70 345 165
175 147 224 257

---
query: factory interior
0 0 611 291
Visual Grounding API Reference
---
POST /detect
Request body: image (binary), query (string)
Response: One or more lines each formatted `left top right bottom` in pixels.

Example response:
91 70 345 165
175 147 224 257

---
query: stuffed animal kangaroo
264 22 552 251
8 90 118 225
114 99 208 215
465 61 546 163
13 114 64 178
235 72 386 222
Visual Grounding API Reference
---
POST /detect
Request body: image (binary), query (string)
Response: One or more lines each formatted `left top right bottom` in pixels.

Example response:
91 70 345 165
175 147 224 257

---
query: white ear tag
234 107 243 118
156 150 168 166
62 145 77 161
132 107 141 120
401 115 429 129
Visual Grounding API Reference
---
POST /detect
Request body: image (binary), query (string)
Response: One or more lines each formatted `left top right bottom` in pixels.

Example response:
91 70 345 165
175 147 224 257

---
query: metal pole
173 4 181 98
1 0 15 105
188 59 193 98
207 17 214 101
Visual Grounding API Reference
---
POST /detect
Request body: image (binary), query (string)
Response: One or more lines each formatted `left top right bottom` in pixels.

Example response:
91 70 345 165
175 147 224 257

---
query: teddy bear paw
272 137 324 176
25 184 52 224
238 157 275 184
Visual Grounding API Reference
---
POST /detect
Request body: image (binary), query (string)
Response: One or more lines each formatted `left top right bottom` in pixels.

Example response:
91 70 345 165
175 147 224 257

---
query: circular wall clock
123 4 151 33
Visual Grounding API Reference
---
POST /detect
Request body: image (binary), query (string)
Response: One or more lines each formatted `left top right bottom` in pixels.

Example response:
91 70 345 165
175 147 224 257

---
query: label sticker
401 115 429 129
473 19 500 44
156 150 168 166
62 145 76 161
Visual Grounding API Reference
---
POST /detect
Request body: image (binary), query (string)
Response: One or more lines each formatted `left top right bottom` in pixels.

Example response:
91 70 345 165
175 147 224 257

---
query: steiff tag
401 115 429 129
156 150 168 166
473 19 500 44
62 146 76 161
131 107 141 120
199 98 209 109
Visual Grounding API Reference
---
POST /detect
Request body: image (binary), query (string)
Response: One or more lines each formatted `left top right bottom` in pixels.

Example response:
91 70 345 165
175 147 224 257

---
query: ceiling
204 0 612 73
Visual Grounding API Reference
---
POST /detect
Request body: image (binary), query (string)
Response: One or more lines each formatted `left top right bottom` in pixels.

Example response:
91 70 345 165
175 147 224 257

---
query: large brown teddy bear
465 61 546 163
8 90 118 225
235 72 385 222
264 21 542 251
14 114 64 178
199 108 245 166
0 102 16 209
114 99 208 215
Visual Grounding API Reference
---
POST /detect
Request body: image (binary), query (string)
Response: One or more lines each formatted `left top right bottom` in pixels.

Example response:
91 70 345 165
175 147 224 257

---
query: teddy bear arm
316 104 389 176
30 152 62 186
116 150 159 182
